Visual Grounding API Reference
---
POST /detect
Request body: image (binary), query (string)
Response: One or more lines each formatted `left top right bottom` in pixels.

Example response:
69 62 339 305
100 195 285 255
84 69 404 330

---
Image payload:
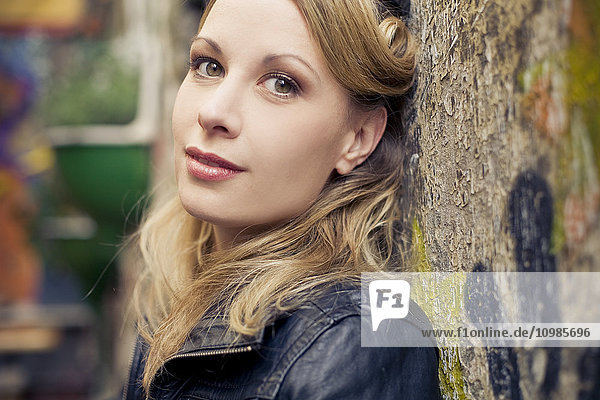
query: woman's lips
185 146 245 182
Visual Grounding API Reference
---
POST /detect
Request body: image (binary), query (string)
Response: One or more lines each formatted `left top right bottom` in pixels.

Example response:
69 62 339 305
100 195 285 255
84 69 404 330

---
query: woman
123 0 441 398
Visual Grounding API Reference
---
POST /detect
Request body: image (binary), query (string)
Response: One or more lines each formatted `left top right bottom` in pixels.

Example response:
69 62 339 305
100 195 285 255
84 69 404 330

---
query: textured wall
403 0 600 398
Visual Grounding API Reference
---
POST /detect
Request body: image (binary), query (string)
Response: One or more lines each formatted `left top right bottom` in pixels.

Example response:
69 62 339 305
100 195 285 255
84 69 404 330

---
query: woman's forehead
197 0 332 76
201 0 310 47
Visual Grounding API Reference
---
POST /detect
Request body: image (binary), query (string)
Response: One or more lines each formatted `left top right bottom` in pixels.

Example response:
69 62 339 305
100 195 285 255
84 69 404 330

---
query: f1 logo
376 288 405 308
369 280 411 331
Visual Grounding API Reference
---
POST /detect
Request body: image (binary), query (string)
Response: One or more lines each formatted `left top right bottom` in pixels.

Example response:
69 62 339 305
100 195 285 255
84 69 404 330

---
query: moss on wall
411 218 467 399
567 0 600 175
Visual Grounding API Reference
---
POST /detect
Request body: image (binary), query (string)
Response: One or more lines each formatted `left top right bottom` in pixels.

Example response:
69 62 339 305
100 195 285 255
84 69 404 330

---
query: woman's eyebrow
263 53 320 82
190 35 223 55
187 38 319 82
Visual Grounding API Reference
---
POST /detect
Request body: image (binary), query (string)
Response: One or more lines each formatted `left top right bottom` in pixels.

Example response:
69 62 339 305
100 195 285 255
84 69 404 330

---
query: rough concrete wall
403 0 600 398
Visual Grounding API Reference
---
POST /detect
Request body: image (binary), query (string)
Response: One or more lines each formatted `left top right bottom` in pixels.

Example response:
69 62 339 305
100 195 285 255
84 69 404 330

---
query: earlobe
335 107 387 175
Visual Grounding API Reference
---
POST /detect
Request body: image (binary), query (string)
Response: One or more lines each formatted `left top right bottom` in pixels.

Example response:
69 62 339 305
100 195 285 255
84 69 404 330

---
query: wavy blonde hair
133 0 416 391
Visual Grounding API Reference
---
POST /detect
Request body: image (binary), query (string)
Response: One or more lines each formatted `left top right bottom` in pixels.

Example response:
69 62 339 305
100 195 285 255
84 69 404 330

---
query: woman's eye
263 75 299 96
191 58 224 77
202 61 223 77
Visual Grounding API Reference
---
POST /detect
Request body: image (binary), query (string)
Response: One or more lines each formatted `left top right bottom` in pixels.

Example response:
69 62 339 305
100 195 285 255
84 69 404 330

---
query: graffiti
487 347 523 400
577 347 600 400
508 170 555 273
508 170 561 397
467 262 524 400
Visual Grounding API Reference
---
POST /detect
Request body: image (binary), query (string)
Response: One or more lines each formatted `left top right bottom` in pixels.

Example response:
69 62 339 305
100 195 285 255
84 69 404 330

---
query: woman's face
173 0 362 247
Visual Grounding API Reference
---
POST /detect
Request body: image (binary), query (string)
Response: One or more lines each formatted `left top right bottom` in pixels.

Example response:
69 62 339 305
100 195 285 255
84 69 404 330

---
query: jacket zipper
165 344 254 362
121 339 139 400
124 343 255 399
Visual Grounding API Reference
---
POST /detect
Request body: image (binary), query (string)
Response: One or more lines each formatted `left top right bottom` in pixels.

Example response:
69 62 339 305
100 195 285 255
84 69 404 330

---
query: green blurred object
54 144 150 222
49 144 150 307
54 222 121 306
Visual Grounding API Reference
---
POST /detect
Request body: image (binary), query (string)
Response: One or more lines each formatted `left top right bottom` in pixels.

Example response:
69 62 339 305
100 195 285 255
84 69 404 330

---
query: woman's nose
197 76 243 139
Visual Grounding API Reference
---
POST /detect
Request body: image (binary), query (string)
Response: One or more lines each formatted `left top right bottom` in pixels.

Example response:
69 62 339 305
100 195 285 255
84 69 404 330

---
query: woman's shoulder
263 283 441 399
277 281 435 340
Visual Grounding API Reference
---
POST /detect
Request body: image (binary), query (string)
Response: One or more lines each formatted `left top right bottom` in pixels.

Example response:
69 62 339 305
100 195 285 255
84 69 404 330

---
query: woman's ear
335 106 387 175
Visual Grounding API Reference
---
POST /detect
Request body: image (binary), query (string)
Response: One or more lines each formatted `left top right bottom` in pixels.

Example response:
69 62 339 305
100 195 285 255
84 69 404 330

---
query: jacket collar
167 283 359 361
167 316 266 362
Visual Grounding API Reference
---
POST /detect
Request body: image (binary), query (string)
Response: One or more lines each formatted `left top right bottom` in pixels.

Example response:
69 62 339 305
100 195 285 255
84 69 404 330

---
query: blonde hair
133 0 416 391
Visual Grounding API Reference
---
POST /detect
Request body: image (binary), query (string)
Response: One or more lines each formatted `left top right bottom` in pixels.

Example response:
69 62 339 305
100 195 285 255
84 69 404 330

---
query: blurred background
0 0 204 398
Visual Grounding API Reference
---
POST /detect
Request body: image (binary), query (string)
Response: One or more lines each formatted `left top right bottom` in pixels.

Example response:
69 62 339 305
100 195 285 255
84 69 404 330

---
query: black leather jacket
123 285 441 399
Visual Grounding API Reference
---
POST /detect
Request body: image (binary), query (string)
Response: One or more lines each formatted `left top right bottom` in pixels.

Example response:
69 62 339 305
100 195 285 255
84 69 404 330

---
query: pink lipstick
185 146 245 182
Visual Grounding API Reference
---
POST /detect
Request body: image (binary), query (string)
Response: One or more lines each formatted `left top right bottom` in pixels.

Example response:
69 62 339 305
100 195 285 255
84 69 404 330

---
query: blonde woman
123 0 440 398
